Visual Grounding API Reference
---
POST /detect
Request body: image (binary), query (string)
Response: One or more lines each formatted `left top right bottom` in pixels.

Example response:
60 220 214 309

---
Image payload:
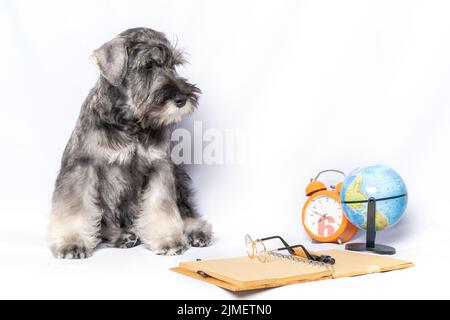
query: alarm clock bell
305 181 326 196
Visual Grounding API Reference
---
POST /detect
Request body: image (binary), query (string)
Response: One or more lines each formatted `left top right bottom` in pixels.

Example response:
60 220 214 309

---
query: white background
1 0 450 299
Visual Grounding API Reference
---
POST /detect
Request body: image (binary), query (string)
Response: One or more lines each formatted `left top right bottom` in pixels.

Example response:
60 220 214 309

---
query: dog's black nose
173 93 187 108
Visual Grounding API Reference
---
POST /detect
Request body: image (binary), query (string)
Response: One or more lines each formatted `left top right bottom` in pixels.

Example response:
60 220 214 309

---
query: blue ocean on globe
340 164 408 231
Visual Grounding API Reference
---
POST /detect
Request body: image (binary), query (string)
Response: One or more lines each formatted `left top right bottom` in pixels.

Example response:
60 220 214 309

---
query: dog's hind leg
114 231 141 248
173 165 213 247
101 222 141 249
47 166 102 259
48 203 101 259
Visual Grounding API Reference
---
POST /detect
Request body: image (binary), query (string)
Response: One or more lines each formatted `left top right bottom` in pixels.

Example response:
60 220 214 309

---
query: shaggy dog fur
48 28 212 259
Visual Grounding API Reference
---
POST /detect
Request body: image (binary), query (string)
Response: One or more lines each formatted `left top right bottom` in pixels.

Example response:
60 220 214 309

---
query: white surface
1 0 450 299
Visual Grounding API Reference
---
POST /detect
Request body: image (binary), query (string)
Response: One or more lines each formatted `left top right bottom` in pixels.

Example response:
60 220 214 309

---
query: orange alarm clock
302 170 358 244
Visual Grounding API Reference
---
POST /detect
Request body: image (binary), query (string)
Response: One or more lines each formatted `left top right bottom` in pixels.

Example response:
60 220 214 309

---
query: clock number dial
318 216 336 238
304 195 343 238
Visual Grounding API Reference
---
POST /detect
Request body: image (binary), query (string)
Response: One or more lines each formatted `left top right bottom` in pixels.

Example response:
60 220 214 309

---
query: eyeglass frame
245 234 335 265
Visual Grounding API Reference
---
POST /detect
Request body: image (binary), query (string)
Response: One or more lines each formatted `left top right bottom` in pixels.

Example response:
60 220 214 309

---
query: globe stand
345 197 396 255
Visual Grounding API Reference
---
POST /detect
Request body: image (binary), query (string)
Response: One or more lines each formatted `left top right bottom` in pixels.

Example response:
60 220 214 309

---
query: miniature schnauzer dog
48 27 212 259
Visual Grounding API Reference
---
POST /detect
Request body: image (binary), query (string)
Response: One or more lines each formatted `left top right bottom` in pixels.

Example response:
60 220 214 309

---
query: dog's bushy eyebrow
172 47 186 66
130 42 185 68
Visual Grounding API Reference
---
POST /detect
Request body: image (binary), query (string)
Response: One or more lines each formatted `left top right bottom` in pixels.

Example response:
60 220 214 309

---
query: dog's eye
144 61 154 70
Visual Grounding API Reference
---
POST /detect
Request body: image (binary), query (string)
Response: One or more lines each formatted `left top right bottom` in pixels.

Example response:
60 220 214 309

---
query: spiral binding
266 251 334 271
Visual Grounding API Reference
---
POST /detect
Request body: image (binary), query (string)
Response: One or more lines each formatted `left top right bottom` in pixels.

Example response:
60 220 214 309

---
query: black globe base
344 197 397 256
345 242 396 255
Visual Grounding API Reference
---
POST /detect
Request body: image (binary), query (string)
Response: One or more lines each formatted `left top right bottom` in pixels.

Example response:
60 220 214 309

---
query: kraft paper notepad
171 249 414 292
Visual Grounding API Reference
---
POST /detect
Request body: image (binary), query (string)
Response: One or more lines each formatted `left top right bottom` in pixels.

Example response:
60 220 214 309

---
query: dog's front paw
147 237 190 256
185 218 213 248
188 229 213 247
53 244 92 259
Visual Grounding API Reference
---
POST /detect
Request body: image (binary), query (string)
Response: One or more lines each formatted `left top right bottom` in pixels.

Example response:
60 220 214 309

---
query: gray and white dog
48 27 212 259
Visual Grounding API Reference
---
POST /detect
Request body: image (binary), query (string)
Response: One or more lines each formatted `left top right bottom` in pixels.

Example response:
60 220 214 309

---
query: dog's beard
155 99 196 127
128 73 200 129
136 99 196 128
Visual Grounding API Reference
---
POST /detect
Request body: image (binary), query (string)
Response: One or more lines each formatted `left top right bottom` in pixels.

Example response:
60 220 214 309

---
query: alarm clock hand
313 211 327 218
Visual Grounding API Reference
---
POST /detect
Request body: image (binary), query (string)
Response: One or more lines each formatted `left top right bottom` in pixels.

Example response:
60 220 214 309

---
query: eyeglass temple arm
260 236 296 255
258 235 334 264
276 244 315 260
277 244 335 265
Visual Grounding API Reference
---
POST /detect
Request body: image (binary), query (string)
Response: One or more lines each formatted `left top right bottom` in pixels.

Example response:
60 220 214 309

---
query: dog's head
91 28 200 128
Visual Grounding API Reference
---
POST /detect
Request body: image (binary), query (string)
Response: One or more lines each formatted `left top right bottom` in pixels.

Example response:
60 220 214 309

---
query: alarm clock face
304 195 343 238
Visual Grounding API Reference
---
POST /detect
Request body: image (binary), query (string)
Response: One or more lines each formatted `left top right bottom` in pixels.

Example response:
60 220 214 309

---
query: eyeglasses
245 234 335 265
245 234 269 262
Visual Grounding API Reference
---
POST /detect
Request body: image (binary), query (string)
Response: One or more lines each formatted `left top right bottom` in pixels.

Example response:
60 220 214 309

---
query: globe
340 164 408 231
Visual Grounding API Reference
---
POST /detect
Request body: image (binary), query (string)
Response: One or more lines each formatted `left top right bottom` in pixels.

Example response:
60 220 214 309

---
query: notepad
313 249 414 279
171 249 414 292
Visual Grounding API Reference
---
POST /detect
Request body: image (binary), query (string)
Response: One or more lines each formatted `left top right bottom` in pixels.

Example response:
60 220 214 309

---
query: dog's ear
91 37 128 87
